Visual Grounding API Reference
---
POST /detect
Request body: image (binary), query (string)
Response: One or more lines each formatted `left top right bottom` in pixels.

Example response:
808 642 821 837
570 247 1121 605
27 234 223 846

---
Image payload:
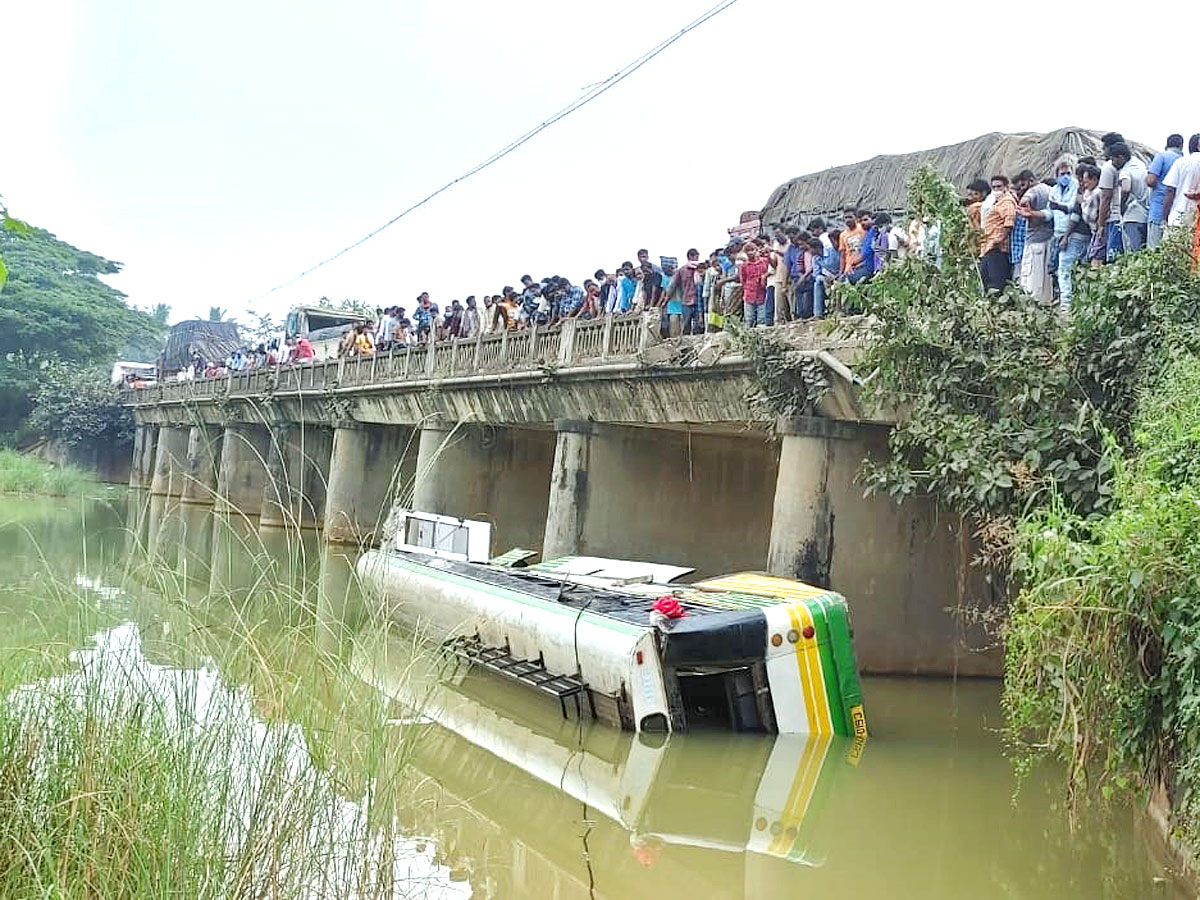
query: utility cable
250 0 743 303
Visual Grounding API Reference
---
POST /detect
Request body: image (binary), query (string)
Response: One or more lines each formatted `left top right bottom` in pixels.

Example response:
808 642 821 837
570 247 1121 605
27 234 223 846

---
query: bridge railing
121 310 858 405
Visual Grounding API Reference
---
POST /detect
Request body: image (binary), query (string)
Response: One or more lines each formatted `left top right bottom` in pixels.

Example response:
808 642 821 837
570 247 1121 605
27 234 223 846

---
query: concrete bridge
122 312 998 676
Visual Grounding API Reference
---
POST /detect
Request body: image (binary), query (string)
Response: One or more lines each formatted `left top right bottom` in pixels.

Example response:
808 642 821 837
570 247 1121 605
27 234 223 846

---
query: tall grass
0 498 459 900
0 447 92 496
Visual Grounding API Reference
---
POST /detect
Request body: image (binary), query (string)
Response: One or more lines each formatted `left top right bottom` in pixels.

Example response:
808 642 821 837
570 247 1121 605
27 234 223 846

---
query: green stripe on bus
805 597 850 737
818 595 867 737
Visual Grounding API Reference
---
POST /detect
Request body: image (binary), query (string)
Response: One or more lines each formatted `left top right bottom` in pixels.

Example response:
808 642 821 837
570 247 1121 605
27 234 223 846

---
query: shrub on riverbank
743 167 1200 849
1005 355 1200 845
28 363 134 450
0 447 91 495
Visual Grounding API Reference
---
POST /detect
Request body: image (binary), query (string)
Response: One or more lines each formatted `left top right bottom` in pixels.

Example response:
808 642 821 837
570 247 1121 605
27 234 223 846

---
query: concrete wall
33 437 133 484
413 424 555 555
768 424 1001 676
572 425 777 579
324 425 416 544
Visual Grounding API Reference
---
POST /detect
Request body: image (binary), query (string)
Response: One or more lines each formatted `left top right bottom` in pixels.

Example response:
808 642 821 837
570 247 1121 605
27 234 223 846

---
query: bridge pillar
261 425 334 531
766 416 999 676
260 428 289 529
412 418 456 514
541 422 775 574
149 426 190 499
324 424 413 545
129 424 159 490
127 424 158 554
543 420 592 560
765 418 851 587
409 420 554 553
214 423 272 517
181 425 222 505
175 425 223 579
147 426 191 564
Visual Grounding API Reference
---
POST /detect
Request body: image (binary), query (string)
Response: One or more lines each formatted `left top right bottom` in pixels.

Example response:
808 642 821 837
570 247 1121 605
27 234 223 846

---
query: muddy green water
0 494 1189 899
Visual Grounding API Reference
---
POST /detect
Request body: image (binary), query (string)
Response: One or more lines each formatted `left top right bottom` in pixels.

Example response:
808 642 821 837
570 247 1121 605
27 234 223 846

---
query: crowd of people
332 130 1200 345
972 131 1200 308
153 129 1200 385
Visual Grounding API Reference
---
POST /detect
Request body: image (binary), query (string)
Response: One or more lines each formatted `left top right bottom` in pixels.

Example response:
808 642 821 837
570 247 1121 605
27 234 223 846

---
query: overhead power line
251 0 743 303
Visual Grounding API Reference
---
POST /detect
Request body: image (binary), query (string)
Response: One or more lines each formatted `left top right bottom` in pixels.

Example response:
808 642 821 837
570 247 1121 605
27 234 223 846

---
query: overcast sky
4 0 1194 325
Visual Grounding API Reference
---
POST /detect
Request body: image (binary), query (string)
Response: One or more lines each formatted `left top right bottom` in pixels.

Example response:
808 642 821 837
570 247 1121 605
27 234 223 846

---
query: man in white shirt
375 307 396 350
1163 134 1200 231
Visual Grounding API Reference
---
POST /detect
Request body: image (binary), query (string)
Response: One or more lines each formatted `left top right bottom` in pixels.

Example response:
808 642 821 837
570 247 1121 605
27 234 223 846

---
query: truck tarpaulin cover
161 320 243 372
759 126 1155 227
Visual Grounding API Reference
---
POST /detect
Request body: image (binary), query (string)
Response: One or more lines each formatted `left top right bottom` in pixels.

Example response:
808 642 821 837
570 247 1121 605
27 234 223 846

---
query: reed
0 448 93 496
0 499 453 900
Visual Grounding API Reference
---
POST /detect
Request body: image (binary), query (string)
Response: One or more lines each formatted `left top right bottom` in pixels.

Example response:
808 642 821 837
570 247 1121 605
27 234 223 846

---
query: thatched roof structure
760 127 1155 227
162 319 243 371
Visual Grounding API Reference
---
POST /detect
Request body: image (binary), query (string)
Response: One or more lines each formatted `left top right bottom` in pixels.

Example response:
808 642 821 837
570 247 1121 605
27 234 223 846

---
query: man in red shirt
737 241 770 328
291 335 315 362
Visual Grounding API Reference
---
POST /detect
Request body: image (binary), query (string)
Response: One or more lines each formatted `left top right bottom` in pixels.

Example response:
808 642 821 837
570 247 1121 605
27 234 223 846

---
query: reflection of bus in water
354 635 864 899
284 306 371 361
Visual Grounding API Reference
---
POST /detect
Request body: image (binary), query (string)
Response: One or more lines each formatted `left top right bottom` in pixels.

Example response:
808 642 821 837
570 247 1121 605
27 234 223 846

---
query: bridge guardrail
118 313 866 406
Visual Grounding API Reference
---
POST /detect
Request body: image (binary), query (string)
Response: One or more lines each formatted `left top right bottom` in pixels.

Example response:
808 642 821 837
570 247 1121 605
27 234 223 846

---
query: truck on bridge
284 305 371 361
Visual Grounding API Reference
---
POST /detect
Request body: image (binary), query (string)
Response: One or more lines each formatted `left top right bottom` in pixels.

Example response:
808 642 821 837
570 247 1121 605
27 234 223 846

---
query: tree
0 220 164 430
0 196 32 293
245 311 278 346
149 302 171 327
208 305 229 322
28 363 133 449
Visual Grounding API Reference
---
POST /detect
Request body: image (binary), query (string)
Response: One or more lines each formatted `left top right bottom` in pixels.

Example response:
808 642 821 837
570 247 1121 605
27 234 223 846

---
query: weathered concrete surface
129 425 158 489
149 426 190 499
413 422 556 555
324 425 415 545
32 437 132 484
181 425 222 504
214 424 271 517
767 420 1001 676
560 424 778 580
543 421 591 561
148 426 190 566
260 426 333 530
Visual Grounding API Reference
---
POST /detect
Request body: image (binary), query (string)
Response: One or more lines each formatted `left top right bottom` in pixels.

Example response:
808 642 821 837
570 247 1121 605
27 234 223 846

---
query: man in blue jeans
663 249 704 335
738 242 770 327
1111 143 1149 253
847 212 876 284
1095 132 1126 261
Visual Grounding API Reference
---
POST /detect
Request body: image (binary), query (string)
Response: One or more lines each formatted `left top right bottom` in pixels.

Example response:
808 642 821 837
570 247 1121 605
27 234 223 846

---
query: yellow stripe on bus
767 732 831 856
792 603 833 733
785 604 819 735
696 573 833 602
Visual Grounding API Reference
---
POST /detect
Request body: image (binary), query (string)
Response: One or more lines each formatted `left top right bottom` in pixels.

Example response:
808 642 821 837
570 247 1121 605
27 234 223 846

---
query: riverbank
778 168 1200 877
0 447 93 496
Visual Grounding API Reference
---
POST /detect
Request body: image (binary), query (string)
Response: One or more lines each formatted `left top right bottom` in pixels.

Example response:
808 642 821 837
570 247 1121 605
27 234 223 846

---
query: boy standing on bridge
738 242 770 328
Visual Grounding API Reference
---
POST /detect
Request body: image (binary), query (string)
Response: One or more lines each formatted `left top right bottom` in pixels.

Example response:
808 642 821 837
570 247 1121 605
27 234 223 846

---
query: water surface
0 494 1187 899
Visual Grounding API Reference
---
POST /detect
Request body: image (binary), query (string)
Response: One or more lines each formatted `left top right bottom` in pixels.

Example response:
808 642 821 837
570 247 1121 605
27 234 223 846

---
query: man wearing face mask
1046 157 1078 287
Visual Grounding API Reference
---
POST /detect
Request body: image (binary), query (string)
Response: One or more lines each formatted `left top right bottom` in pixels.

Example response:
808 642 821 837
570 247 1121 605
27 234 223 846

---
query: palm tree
150 302 171 327
208 305 228 322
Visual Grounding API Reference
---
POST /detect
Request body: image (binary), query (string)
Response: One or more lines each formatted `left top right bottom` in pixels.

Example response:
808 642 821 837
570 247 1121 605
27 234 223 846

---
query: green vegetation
28 362 134 450
745 166 1200 849
0 204 163 432
1005 355 1200 843
0 510 440 899
0 448 92 496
